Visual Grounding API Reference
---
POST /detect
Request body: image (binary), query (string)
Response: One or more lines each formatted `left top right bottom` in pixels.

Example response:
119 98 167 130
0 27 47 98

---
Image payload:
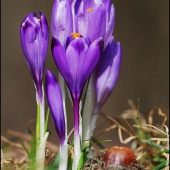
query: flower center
37 18 41 22
87 8 93 12
71 33 81 39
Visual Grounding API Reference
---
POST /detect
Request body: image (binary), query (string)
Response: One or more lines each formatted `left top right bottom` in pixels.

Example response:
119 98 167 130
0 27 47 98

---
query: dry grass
1 100 169 170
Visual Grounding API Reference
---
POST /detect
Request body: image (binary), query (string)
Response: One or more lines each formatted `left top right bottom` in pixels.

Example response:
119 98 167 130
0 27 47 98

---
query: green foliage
20 107 51 169
44 108 50 134
21 136 36 169
20 142 31 160
45 153 60 170
152 160 169 170
157 149 169 154
36 103 40 150
77 139 111 169
152 149 169 170
67 154 73 170
28 137 37 168
91 137 105 149
77 151 86 170
153 156 166 163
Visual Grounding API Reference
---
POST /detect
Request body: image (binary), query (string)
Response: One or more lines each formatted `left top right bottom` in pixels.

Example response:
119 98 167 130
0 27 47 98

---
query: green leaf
152 160 169 170
67 154 73 170
77 152 85 170
21 137 36 169
20 142 31 159
44 108 50 134
153 157 166 163
153 157 160 162
157 149 169 154
90 137 111 149
46 153 60 170
143 139 168 150
53 153 60 168
36 103 40 150
29 137 37 163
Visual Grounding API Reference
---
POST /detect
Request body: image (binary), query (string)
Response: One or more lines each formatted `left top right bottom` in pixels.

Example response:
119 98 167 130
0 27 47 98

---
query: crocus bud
20 12 49 103
45 70 68 170
104 146 137 166
45 70 66 144
95 36 122 112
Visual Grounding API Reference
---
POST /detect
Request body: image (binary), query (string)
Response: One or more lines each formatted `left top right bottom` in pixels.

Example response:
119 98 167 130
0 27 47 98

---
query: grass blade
44 108 50 134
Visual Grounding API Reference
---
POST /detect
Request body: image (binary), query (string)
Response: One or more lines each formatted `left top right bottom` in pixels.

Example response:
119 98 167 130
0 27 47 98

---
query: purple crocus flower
51 35 103 168
51 0 121 166
95 36 122 112
52 35 103 128
20 12 49 103
45 70 66 144
20 12 49 169
45 70 68 170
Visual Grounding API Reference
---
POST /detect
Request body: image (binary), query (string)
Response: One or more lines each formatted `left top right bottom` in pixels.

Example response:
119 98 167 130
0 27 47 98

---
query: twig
1 149 5 164
133 125 164 134
7 129 32 141
142 124 169 137
27 119 36 137
94 124 117 139
7 129 59 152
47 142 59 152
100 114 134 137
1 135 23 149
67 127 74 140
18 155 27 165
121 117 155 155
148 107 167 126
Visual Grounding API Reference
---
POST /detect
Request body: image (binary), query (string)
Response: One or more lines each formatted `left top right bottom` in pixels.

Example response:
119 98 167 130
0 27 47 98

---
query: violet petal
86 2 106 43
51 0 73 45
45 70 65 144
96 36 122 108
52 36 104 99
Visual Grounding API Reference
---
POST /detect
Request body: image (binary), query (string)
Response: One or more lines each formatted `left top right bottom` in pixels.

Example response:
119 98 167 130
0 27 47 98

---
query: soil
82 156 149 170
1 154 149 170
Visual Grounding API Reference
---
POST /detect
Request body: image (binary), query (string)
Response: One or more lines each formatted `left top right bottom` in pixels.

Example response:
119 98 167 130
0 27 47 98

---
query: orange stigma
71 33 81 39
87 8 93 12
37 18 41 22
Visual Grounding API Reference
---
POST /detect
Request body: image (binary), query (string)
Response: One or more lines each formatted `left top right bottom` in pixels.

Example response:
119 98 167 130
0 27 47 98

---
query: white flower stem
40 95 45 142
72 99 81 170
35 86 45 170
36 87 45 143
59 73 67 137
82 78 95 149
59 140 68 170
58 73 68 170
72 132 81 170
36 132 49 170
90 107 100 137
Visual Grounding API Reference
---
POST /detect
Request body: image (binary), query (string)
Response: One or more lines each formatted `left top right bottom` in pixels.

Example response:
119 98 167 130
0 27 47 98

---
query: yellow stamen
87 8 93 12
71 33 81 39
37 18 41 22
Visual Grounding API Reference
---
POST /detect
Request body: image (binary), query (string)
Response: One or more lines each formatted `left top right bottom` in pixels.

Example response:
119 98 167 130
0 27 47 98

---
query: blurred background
1 0 169 148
